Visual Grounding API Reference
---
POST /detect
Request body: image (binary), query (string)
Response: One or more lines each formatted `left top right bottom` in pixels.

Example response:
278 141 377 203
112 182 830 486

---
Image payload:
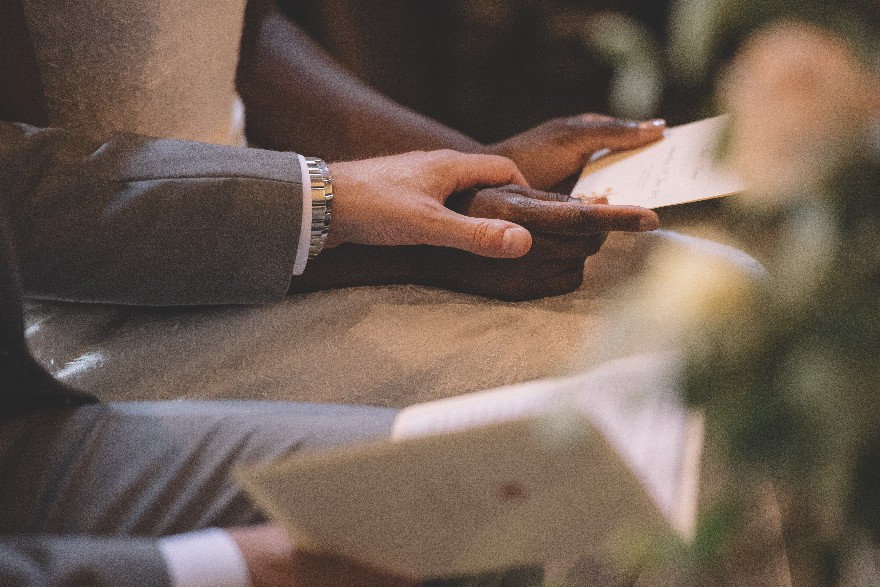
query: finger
471 188 660 235
491 184 569 203
574 114 667 152
423 207 533 258
475 184 609 205
534 203 660 235
433 151 530 192
532 232 608 258
519 191 609 205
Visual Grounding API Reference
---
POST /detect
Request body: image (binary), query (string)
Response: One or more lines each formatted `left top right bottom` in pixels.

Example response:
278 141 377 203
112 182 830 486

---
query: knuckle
435 148 459 159
500 184 530 197
504 155 520 169
509 194 533 208
490 153 519 170
428 149 461 169
554 205 584 228
470 221 504 254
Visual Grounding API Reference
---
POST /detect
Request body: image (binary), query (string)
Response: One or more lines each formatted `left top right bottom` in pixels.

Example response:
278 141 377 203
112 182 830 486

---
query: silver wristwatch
304 157 333 259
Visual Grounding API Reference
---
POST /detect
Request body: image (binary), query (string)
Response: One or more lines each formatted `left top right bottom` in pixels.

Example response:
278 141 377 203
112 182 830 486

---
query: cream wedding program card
237 354 704 579
572 115 745 208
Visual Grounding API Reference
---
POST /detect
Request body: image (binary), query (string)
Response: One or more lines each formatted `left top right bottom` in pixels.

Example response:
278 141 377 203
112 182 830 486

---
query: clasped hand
292 114 666 300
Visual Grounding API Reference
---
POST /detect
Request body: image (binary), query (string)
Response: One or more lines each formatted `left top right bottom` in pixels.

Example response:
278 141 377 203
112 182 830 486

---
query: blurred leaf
581 12 663 118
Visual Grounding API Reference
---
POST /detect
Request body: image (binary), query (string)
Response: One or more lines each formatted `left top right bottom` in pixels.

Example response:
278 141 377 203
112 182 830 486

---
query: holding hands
292 114 665 300
429 185 658 300
328 150 533 258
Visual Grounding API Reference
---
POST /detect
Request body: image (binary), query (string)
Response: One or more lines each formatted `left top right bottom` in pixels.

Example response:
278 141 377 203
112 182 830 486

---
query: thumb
424 208 532 258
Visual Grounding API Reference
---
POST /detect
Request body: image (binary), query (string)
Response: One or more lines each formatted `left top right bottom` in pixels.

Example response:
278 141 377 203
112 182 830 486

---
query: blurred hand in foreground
228 523 415 587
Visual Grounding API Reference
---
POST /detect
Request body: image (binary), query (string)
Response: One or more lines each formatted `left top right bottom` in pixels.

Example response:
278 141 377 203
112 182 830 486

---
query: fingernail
639 118 666 130
501 227 530 256
639 215 660 231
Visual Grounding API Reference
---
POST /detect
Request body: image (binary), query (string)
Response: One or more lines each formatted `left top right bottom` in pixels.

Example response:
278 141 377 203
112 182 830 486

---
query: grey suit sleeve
0 120 304 305
0 536 171 587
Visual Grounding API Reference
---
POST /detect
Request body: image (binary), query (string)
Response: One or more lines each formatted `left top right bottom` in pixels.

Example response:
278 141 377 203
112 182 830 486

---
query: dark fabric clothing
0 401 397 587
0 210 95 418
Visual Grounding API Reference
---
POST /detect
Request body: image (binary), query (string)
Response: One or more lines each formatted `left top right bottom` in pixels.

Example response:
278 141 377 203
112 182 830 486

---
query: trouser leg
0 399 547 585
0 400 397 536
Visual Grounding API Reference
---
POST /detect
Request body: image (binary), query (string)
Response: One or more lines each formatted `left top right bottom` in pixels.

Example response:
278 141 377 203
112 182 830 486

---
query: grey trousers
0 400 398 537
0 400 543 586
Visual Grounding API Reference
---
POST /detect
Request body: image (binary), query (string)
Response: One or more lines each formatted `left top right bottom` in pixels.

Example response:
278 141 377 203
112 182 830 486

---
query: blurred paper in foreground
572 116 745 208
238 354 704 579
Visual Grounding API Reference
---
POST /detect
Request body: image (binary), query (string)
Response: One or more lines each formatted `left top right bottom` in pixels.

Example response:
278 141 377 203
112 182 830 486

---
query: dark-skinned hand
487 113 666 191
418 185 658 300
288 185 659 301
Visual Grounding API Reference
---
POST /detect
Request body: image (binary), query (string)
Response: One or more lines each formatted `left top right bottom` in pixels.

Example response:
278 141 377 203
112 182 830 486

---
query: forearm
236 0 485 160
286 244 421 295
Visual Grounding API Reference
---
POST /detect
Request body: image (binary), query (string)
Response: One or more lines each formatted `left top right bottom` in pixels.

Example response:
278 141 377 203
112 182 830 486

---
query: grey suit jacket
0 120 304 305
0 118 306 586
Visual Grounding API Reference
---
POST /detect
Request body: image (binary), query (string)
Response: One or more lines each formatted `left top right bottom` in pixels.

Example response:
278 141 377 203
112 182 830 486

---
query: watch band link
304 157 333 259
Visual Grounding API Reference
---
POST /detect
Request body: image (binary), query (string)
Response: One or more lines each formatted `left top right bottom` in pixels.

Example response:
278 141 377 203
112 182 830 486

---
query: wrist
227 525 295 587
159 528 253 587
287 244 424 295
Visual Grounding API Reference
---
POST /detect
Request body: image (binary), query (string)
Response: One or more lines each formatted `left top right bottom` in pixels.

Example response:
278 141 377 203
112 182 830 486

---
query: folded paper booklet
238 354 705 580
572 115 745 208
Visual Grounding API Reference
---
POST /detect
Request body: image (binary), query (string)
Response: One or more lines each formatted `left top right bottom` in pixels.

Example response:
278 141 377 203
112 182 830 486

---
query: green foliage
679 149 880 584
646 1 880 584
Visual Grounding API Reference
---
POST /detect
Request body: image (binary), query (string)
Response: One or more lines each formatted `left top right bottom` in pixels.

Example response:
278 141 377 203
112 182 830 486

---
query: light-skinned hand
227 523 416 587
328 150 532 258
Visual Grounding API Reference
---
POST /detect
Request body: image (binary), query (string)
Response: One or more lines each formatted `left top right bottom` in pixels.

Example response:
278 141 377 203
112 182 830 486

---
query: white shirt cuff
292 154 312 276
158 528 253 587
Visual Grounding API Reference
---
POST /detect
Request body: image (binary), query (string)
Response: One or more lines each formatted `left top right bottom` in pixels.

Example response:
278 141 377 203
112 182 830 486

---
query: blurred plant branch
603 1 880 585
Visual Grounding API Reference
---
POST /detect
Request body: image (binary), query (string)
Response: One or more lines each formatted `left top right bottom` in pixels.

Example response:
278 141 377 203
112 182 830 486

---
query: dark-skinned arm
236 0 482 162
236 0 667 190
